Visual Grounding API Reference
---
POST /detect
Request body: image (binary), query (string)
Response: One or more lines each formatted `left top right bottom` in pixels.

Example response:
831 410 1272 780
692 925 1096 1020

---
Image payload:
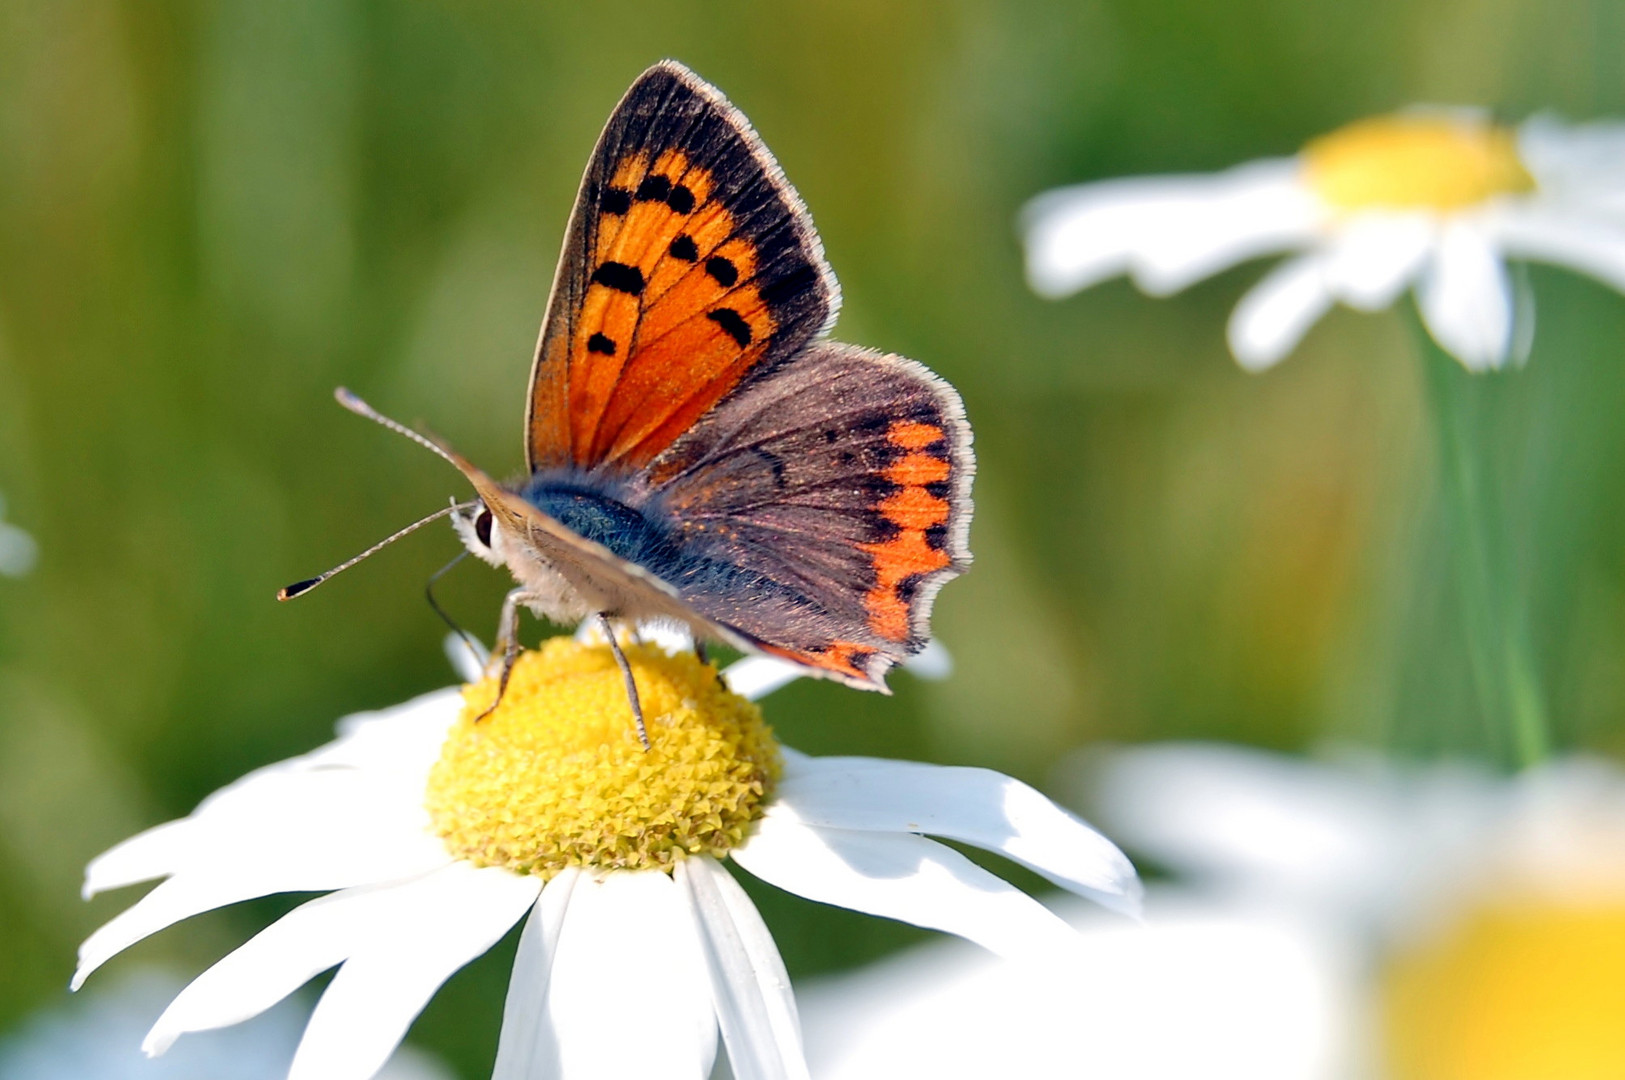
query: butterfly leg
691 639 729 689
475 587 533 723
597 612 651 750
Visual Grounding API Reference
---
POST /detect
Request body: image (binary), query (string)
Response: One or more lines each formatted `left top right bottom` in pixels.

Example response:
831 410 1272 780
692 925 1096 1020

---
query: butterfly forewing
528 62 839 474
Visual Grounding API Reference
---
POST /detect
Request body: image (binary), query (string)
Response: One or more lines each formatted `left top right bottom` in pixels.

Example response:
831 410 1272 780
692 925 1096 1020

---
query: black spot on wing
852 414 890 436
636 175 672 202
868 515 901 544
860 475 901 501
707 308 752 346
924 480 951 499
670 235 699 261
591 262 645 295
587 333 617 355
705 256 738 287
585 63 836 385
601 187 632 215
925 522 949 551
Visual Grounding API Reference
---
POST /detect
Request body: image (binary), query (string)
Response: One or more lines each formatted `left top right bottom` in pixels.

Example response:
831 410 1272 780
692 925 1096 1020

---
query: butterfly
285 61 973 735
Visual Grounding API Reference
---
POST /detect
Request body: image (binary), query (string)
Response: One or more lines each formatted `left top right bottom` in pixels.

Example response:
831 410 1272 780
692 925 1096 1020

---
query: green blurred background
3 0 1624 1074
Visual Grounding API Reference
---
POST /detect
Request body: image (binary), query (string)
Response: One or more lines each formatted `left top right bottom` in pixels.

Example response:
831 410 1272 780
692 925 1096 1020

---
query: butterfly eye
474 508 494 549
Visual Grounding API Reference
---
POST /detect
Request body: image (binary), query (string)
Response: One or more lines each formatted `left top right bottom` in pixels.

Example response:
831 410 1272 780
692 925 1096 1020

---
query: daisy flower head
1078 743 1625 1080
75 633 1139 1080
1023 110 1625 372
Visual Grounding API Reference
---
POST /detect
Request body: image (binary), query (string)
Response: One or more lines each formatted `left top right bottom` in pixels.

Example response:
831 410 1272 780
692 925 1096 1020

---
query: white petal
288 863 539 1080
84 766 447 901
902 639 952 681
1226 254 1336 371
1075 742 1501 925
1022 160 1320 298
323 686 462 762
543 870 717 1080
74 841 416 992
144 870 480 1055
77 797 454 989
732 818 1082 963
1494 208 1625 294
1417 221 1514 370
83 819 200 898
491 868 579 1080
724 657 804 701
772 757 1139 916
676 857 809 1080
797 895 1359 1080
1519 114 1625 212
443 631 488 684
1321 213 1433 310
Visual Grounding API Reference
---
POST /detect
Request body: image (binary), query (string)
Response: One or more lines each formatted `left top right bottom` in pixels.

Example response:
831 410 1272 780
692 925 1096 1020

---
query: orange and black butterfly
287 61 973 722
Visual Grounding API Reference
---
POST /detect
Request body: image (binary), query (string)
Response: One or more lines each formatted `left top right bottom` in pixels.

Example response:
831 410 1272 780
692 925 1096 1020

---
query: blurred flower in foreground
0 492 38 576
0 968 448 1080
75 636 1138 1080
1023 112 1625 371
798 893 1360 1080
1083 743 1625 1080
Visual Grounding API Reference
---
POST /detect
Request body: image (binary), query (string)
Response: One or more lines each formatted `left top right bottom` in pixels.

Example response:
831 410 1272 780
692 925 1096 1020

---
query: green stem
1408 306 1549 767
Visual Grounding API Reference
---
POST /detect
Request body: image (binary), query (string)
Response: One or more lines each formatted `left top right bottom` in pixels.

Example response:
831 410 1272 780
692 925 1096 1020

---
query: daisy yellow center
424 637 781 878
1381 898 1625 1079
1303 115 1534 211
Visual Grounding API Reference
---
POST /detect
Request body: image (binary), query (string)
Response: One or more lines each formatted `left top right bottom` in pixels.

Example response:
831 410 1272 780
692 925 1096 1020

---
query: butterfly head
451 501 506 568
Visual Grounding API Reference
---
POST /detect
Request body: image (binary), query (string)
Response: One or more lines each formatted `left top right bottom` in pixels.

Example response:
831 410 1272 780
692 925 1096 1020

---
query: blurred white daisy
0 491 38 577
1023 111 1625 371
76 636 1138 1080
0 968 449 1080
798 891 1361 1080
1077 743 1625 1079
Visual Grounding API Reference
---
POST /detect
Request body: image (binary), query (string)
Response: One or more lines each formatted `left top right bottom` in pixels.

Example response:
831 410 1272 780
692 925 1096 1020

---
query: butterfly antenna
333 387 463 469
277 501 475 600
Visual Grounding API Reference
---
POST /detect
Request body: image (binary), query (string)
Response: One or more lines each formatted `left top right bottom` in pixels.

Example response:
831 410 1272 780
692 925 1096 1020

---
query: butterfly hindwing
643 342 974 688
528 61 839 474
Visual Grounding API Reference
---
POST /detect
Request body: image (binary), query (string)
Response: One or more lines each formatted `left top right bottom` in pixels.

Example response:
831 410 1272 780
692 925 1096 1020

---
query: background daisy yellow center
425 638 781 878
1381 897 1625 1079
1303 115 1534 211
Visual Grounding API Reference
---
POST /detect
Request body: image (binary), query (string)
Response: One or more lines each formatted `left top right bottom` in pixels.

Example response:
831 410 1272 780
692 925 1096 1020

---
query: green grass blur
3 0 1625 1074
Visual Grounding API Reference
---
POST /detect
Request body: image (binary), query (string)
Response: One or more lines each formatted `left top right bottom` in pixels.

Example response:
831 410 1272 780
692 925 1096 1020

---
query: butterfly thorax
518 471 679 576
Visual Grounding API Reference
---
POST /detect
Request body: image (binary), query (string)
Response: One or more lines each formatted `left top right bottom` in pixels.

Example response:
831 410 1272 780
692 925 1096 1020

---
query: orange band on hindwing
858 420 955 643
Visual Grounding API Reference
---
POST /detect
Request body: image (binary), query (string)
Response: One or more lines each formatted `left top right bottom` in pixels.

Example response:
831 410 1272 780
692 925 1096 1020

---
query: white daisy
797 743 1625 1079
1076 743 1625 1078
75 636 1139 1080
1022 111 1625 372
